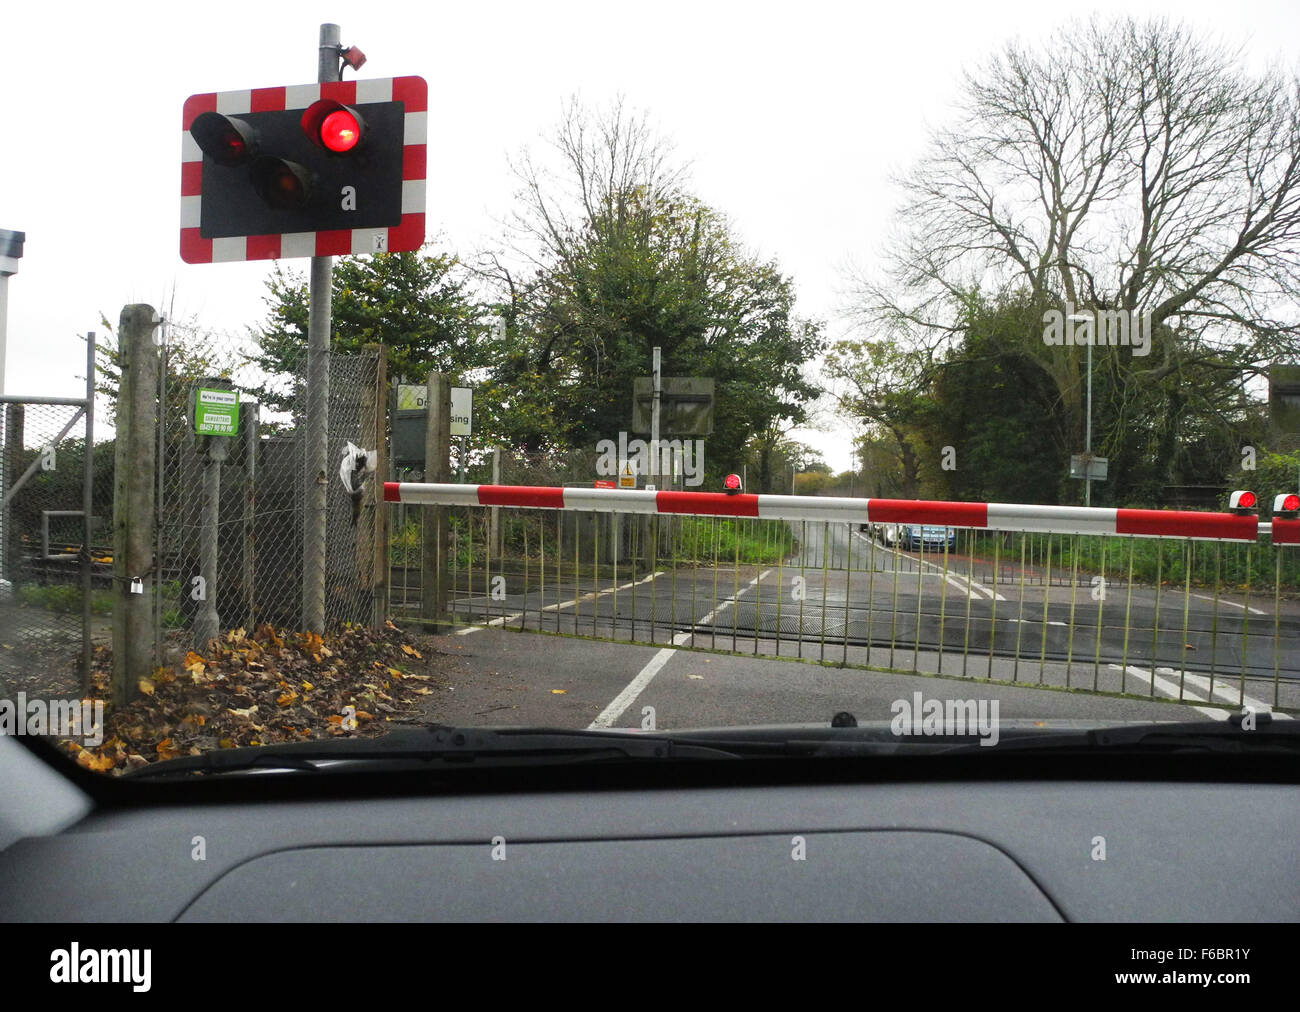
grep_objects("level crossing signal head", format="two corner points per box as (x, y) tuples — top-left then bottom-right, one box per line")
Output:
(723, 473), (742, 494)
(181, 77), (428, 262)
(190, 110), (316, 212)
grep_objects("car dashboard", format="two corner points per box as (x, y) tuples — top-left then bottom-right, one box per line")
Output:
(1, 733), (1296, 923)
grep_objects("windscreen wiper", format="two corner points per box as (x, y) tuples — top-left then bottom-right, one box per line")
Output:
(934, 713), (1300, 755)
(120, 724), (749, 778)
(118, 713), (1300, 778)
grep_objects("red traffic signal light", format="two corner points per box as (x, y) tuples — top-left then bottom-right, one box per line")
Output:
(1275, 493), (1300, 514)
(321, 110), (361, 152)
(301, 100), (365, 153)
(1228, 490), (1257, 512)
(723, 473), (742, 494)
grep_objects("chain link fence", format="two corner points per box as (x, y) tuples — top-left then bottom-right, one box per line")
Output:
(0, 394), (109, 700)
(153, 330), (384, 668)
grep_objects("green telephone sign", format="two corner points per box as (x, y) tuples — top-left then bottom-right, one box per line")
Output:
(194, 387), (240, 436)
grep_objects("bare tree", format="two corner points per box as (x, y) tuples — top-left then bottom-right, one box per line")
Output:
(511, 95), (686, 254)
(850, 16), (1300, 482)
(494, 96), (690, 372)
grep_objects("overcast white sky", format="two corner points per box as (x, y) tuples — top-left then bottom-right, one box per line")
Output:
(3, 0), (1298, 472)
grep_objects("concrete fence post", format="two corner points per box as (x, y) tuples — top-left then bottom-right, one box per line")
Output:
(111, 304), (158, 708)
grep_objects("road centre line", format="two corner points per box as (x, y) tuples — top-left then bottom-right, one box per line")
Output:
(453, 570), (666, 635)
(695, 569), (771, 626)
(851, 529), (1005, 601)
(587, 644), (681, 729)
(587, 569), (773, 729)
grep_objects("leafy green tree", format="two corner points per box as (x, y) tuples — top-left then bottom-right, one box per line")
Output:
(252, 247), (488, 413)
(825, 336), (939, 498)
(855, 431), (906, 497)
(739, 430), (825, 494)
(908, 291), (1069, 503)
(467, 311), (575, 452)
(793, 470), (833, 495)
(490, 98), (824, 472)
(924, 356), (1064, 503)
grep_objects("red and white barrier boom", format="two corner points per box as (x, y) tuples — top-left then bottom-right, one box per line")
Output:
(383, 482), (1288, 543)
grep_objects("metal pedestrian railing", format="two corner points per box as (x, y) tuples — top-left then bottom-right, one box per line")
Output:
(386, 483), (1300, 715)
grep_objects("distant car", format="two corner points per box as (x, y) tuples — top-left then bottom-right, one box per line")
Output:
(863, 523), (956, 550)
(900, 524), (956, 551)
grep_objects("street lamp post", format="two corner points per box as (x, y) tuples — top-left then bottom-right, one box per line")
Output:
(0, 229), (24, 397)
(0, 230), (25, 597)
(1085, 338), (1093, 506)
(1068, 313), (1094, 507)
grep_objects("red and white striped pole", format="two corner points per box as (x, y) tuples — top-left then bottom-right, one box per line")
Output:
(383, 482), (1268, 542)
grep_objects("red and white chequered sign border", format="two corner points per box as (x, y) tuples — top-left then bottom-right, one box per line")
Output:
(180, 76), (427, 263)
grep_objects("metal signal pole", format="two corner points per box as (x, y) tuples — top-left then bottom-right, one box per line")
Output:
(303, 23), (341, 634)
(649, 347), (661, 491)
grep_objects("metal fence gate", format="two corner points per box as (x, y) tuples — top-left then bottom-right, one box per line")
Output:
(387, 480), (1300, 715)
(0, 335), (101, 699)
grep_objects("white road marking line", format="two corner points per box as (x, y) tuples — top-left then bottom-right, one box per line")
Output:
(587, 645), (679, 729)
(587, 569), (773, 728)
(1173, 669), (1291, 717)
(695, 569), (771, 626)
(451, 570), (665, 635)
(540, 569), (664, 614)
(1188, 592), (1266, 616)
(1111, 664), (1229, 719)
(1110, 664), (1291, 719)
(851, 529), (1005, 601)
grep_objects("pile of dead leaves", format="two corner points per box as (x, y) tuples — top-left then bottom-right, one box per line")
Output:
(61, 620), (446, 775)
